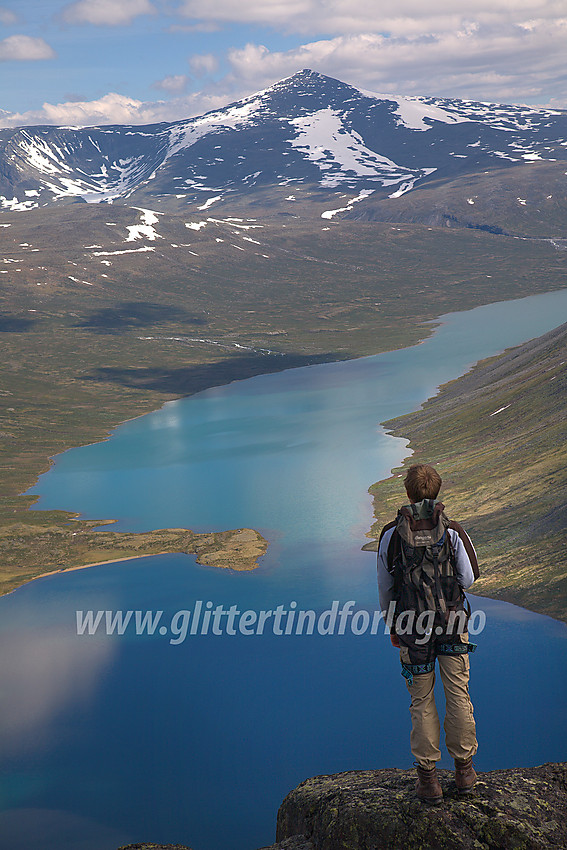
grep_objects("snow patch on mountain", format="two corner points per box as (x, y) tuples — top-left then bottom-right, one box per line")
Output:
(356, 84), (564, 136)
(91, 246), (156, 256)
(321, 188), (375, 219)
(17, 132), (65, 175)
(68, 275), (93, 286)
(198, 196), (222, 210)
(391, 98), (471, 131)
(126, 207), (162, 241)
(290, 108), (415, 188)
(357, 91), (471, 132)
(0, 195), (37, 211)
(165, 95), (265, 161)
(10, 130), (156, 204)
(388, 176), (435, 198)
(208, 217), (263, 230)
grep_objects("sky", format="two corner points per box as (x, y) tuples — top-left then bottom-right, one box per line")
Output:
(0, 0), (566, 128)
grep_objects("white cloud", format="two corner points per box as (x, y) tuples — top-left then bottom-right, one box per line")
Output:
(166, 1), (567, 107)
(176, 0), (567, 36)
(0, 5), (17, 25)
(32, 93), (155, 125)
(168, 22), (221, 33)
(222, 20), (567, 105)
(0, 90), (232, 128)
(0, 93), (148, 127)
(153, 74), (189, 93)
(0, 35), (55, 61)
(189, 52), (219, 76)
(177, 0), (301, 26)
(178, 0), (311, 28)
(61, 0), (156, 26)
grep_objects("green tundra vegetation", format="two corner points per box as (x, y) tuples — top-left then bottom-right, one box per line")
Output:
(368, 322), (567, 623)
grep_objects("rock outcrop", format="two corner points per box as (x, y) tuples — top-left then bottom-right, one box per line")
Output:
(269, 762), (567, 849)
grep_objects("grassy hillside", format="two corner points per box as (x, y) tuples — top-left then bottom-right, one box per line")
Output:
(1, 202), (565, 595)
(349, 160), (567, 240)
(368, 322), (567, 622)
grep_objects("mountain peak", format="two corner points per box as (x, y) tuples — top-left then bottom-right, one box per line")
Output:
(280, 68), (332, 83)
(270, 68), (353, 95)
(240, 68), (364, 119)
(290, 68), (320, 78)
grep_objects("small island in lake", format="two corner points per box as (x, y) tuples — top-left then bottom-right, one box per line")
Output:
(0, 516), (268, 596)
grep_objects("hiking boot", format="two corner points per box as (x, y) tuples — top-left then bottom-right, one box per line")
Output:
(455, 757), (477, 794)
(415, 764), (443, 805)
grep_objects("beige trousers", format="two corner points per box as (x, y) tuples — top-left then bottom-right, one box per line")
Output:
(400, 640), (478, 769)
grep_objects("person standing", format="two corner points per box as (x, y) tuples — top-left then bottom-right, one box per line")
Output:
(377, 463), (479, 804)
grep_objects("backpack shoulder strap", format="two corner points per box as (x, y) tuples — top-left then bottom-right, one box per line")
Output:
(377, 518), (401, 575)
(448, 520), (480, 579)
(378, 519), (397, 547)
(386, 526), (402, 573)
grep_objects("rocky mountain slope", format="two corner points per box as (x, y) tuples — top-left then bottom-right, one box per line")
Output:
(1, 69), (566, 221)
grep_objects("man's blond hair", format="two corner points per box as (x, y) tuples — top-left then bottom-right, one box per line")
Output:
(404, 463), (442, 502)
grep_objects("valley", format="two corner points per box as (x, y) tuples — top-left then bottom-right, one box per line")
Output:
(0, 70), (565, 611)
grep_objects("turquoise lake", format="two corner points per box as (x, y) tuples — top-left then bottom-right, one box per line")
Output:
(1, 289), (566, 850)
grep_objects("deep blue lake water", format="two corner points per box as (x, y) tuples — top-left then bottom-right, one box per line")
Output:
(1, 290), (567, 850)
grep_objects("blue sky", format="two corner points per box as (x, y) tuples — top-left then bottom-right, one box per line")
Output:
(1, 0), (566, 127)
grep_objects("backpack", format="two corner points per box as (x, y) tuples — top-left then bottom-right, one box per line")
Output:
(388, 500), (468, 627)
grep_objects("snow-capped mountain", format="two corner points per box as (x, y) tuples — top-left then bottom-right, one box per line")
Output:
(1, 69), (566, 214)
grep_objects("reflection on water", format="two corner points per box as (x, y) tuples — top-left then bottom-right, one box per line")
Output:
(0, 627), (114, 760)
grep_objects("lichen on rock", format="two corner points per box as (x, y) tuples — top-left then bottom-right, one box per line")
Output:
(272, 762), (567, 850)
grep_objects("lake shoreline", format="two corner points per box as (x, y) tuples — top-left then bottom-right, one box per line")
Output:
(4, 331), (435, 598)
(368, 318), (567, 624)
(6, 290), (567, 627)
(2, 552), (174, 598)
